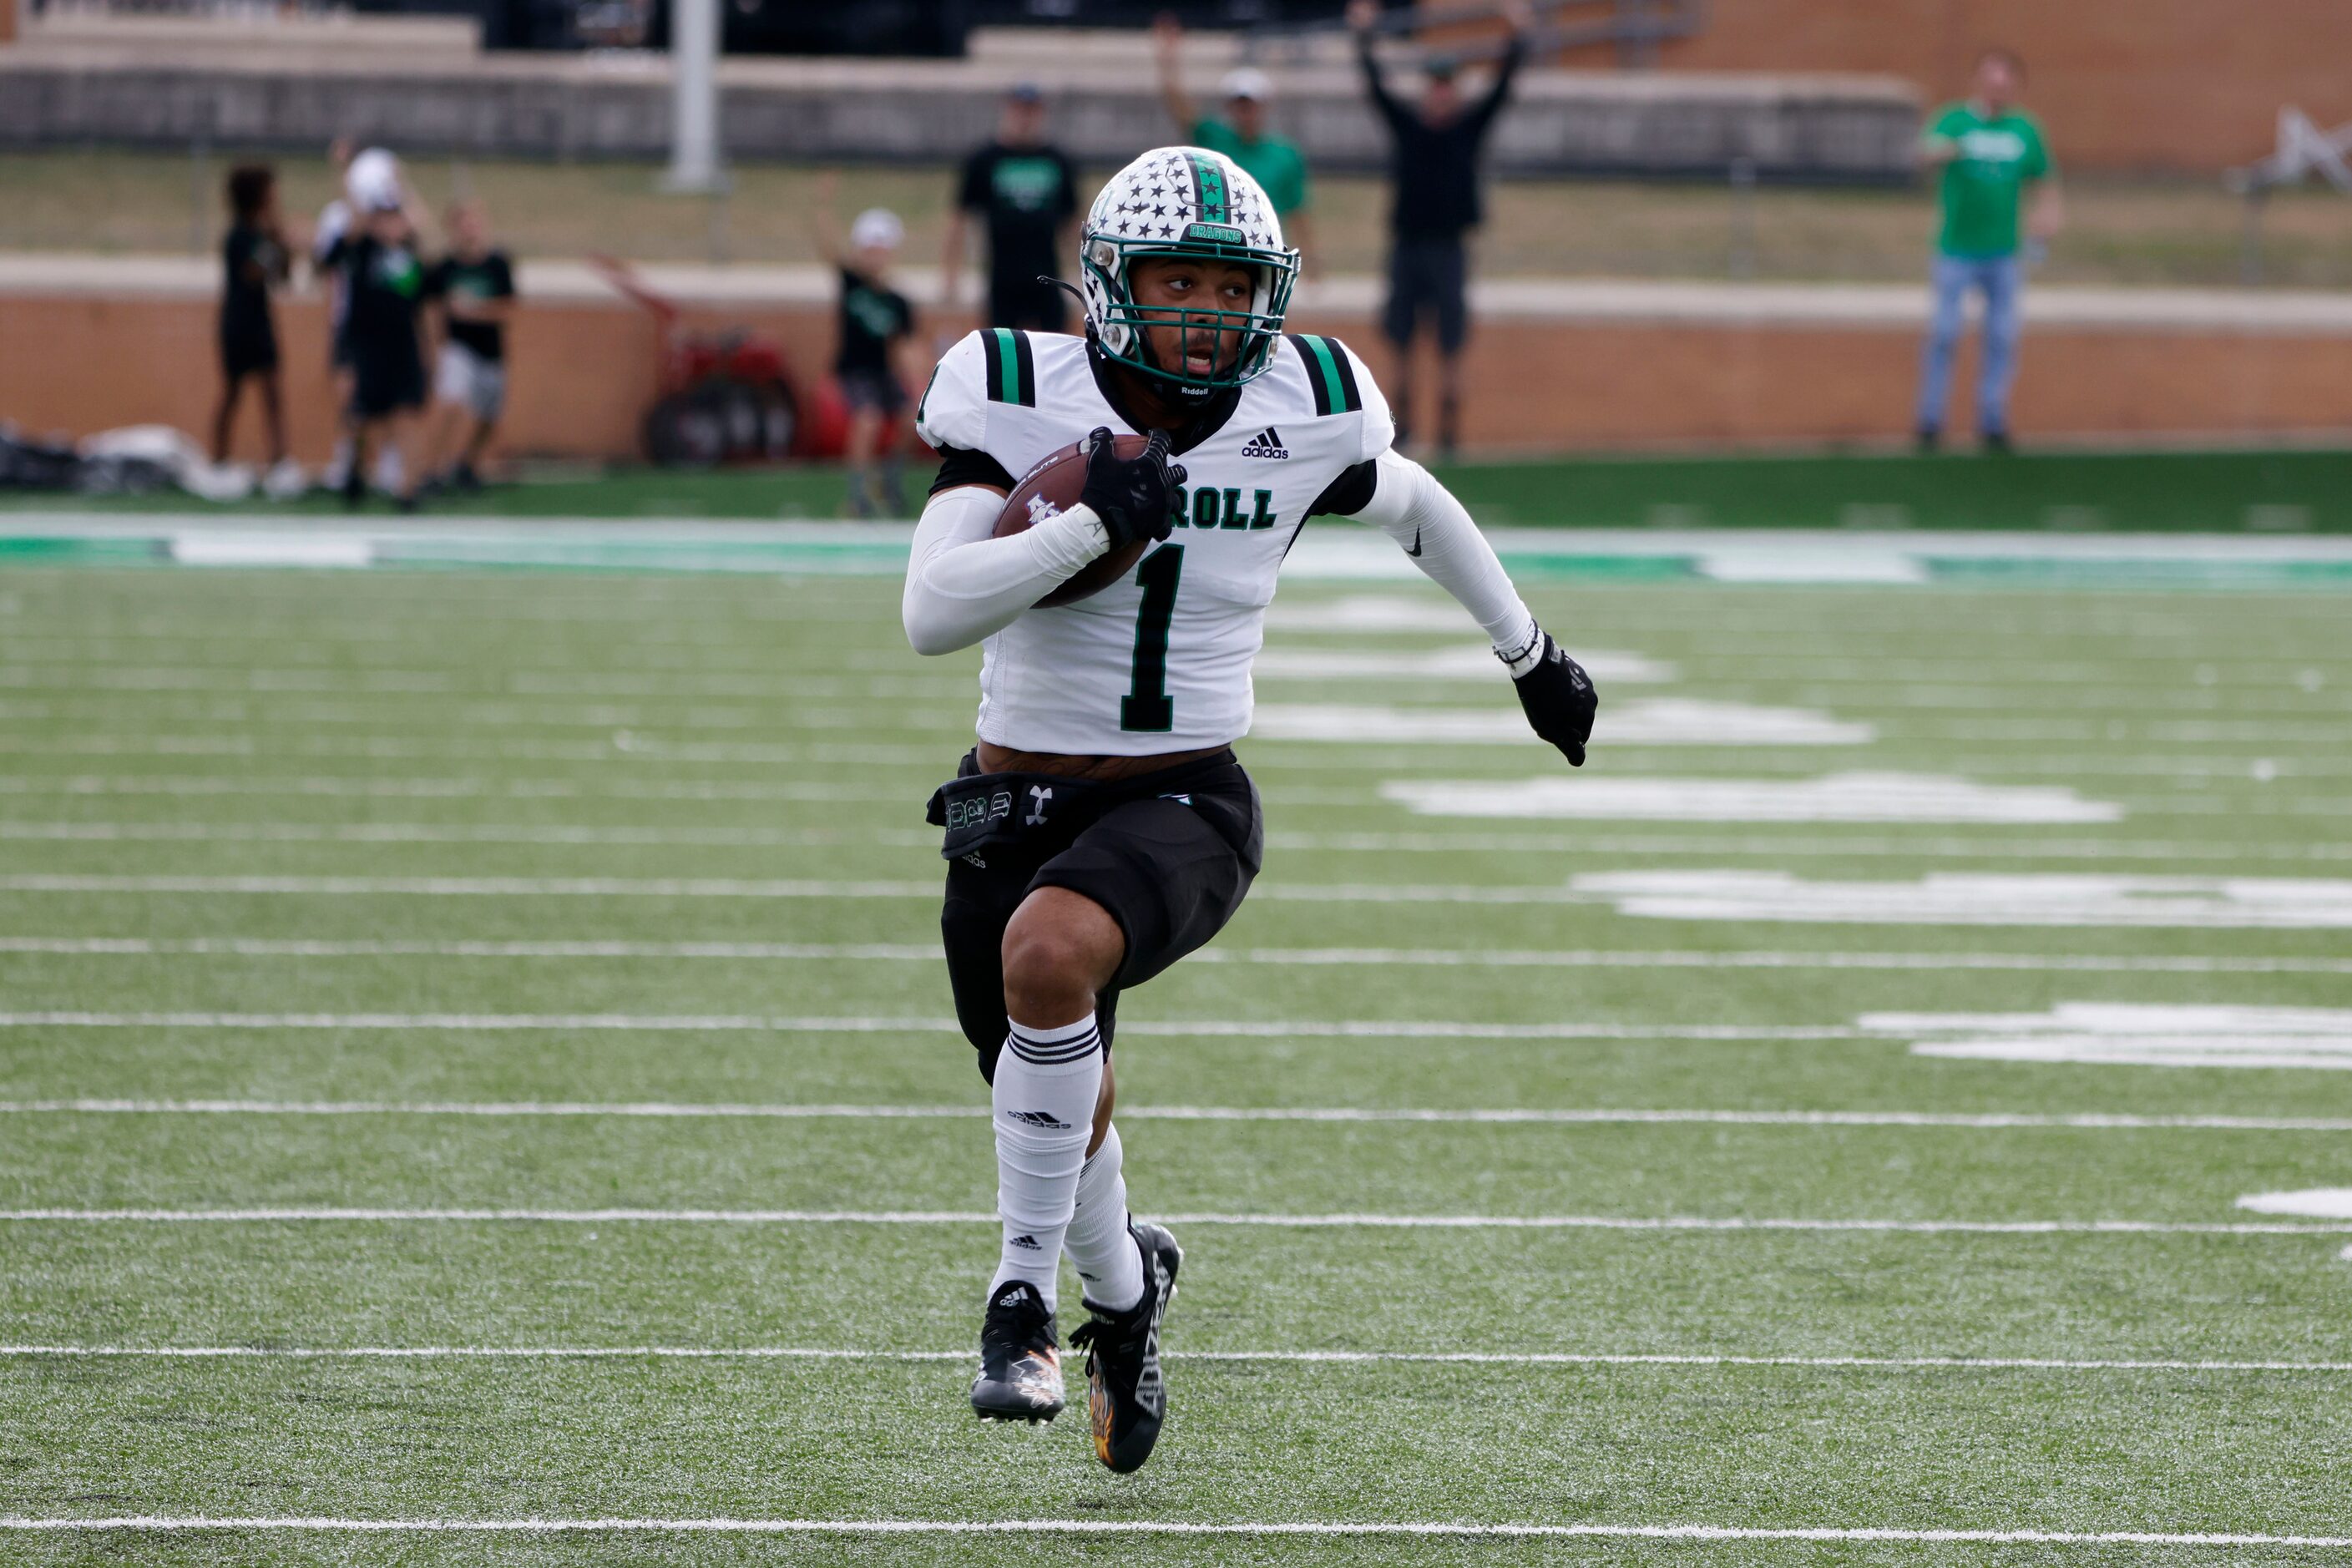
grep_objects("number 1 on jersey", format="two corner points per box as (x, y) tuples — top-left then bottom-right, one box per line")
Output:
(1119, 544), (1183, 732)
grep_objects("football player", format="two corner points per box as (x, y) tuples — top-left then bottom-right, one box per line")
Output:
(903, 146), (1596, 1474)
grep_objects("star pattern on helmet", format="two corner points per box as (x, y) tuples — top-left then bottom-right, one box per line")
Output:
(1092, 149), (1288, 253)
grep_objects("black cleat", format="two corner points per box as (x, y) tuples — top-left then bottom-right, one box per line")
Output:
(1070, 1222), (1181, 1474)
(970, 1279), (1064, 1423)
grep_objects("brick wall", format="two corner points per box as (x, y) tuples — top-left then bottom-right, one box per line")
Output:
(7, 291), (2349, 463)
(1531, 0), (2352, 174)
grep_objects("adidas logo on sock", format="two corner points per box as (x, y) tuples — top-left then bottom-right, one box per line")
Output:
(1005, 1110), (1072, 1129)
(1009, 1234), (1044, 1251)
(1241, 425), (1288, 459)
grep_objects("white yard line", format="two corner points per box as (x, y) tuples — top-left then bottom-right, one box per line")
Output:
(0, 937), (943, 959)
(1, 1519), (2347, 1545)
(3, 936), (2347, 974)
(3, 1100), (2347, 1133)
(3, 776), (2350, 817)
(0, 874), (951, 898)
(0, 736), (955, 766)
(0, 1013), (1858, 1040)
(0, 1208), (2343, 1235)
(0, 822), (955, 848)
(6, 822), (2352, 862)
(0, 775), (933, 802)
(29, 870), (2352, 908)
(3, 1345), (2346, 1374)
(45, 705), (2334, 746)
(0, 669), (964, 700)
(9, 676), (2344, 715)
(10, 658), (2340, 706)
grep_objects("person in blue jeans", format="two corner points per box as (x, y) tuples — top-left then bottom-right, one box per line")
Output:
(1914, 48), (2063, 453)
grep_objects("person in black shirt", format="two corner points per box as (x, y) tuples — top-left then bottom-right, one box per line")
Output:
(1349, 0), (1531, 457)
(812, 173), (921, 517)
(321, 193), (431, 510)
(211, 164), (291, 475)
(423, 199), (518, 493)
(942, 83), (1080, 333)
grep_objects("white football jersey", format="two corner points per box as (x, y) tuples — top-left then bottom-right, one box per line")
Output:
(916, 327), (1393, 754)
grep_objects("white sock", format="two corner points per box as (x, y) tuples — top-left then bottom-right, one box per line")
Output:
(1065, 1121), (1144, 1313)
(988, 1014), (1103, 1312)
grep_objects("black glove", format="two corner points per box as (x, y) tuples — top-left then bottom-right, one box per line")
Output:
(1077, 427), (1187, 551)
(1508, 630), (1597, 766)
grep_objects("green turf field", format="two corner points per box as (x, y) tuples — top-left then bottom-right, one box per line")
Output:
(8, 444), (2351, 531)
(2, 553), (2349, 1563)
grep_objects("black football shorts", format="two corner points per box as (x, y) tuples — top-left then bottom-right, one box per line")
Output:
(935, 748), (1262, 1084)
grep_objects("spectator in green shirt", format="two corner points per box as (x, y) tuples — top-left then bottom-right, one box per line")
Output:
(1914, 47), (2064, 452)
(1153, 16), (1315, 275)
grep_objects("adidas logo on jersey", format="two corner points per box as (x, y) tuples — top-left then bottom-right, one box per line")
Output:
(1240, 426), (1289, 460)
(1005, 1110), (1072, 1130)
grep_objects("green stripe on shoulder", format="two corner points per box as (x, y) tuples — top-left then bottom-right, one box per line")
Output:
(1291, 334), (1361, 417)
(982, 327), (1037, 407)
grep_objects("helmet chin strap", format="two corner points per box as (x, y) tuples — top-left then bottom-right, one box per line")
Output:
(1087, 322), (1218, 404)
(1065, 269), (1252, 400)
(1136, 331), (1219, 401)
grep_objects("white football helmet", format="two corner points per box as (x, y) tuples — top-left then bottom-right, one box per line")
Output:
(1079, 145), (1299, 393)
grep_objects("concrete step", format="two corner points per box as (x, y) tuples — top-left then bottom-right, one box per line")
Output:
(8, 251), (2349, 334)
(0, 46), (1921, 180)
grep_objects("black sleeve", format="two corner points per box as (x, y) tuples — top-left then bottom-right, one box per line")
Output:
(1054, 152), (1080, 221)
(957, 149), (992, 214)
(1358, 33), (1408, 134)
(421, 259), (448, 300)
(1466, 34), (1526, 141)
(896, 293), (918, 340)
(488, 253), (517, 298)
(225, 230), (264, 288)
(928, 443), (1018, 498)
(1308, 458), (1378, 518)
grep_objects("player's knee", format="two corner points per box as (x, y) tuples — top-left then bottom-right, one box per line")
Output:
(1000, 892), (1120, 1021)
(1000, 923), (1097, 1017)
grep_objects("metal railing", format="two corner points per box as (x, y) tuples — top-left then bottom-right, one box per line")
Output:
(1247, 0), (1707, 71)
(30, 0), (350, 17)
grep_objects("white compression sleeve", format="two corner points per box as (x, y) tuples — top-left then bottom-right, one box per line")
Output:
(1345, 448), (1540, 667)
(901, 485), (1112, 656)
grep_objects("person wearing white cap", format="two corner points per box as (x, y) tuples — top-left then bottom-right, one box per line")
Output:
(312, 144), (415, 495)
(1152, 16), (1314, 274)
(811, 173), (922, 517)
(316, 170), (431, 511)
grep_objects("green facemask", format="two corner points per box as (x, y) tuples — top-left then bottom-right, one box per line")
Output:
(1085, 223), (1300, 392)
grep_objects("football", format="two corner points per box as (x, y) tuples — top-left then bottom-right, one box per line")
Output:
(994, 433), (1155, 607)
